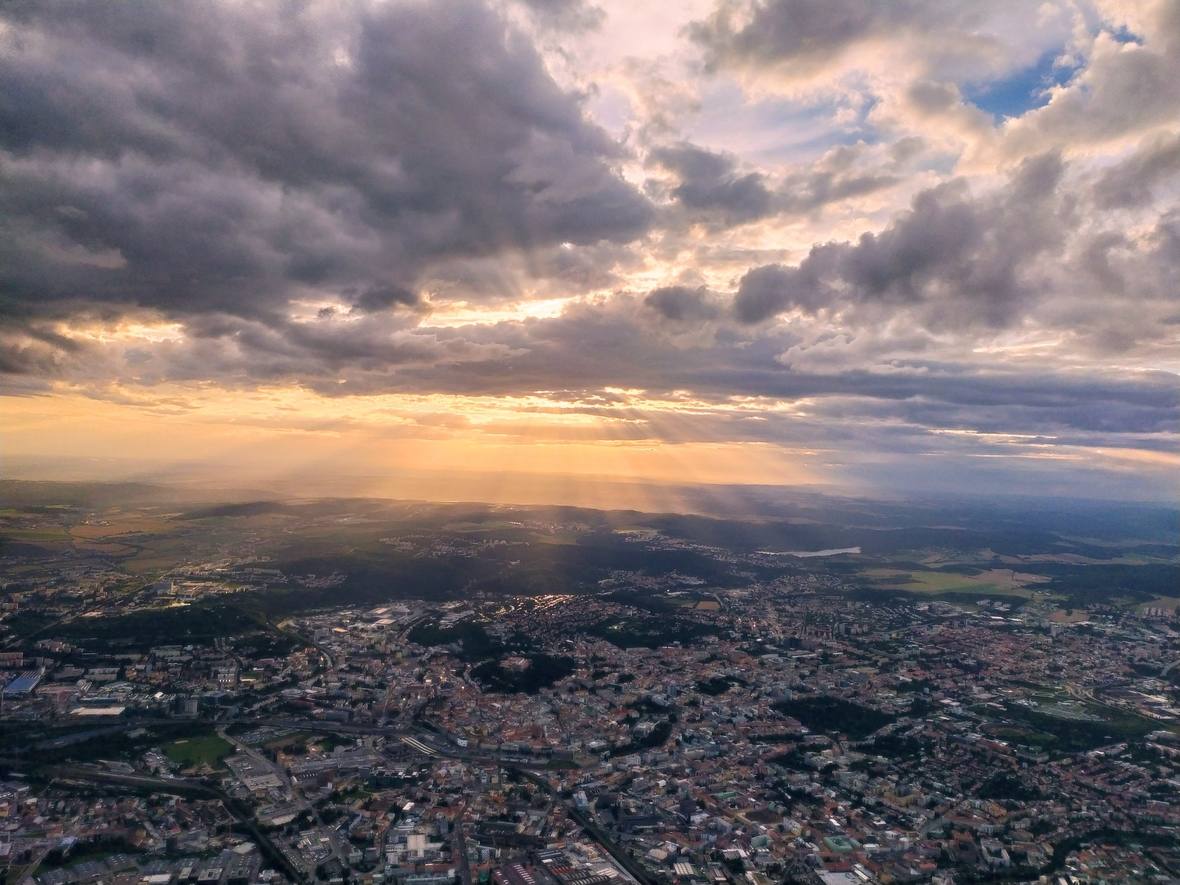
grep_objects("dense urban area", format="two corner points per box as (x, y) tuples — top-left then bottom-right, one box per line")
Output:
(1, 484), (1178, 885)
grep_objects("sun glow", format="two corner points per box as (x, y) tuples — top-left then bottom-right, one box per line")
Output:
(2, 384), (820, 505)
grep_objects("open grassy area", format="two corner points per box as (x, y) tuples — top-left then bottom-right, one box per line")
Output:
(996, 698), (1159, 752)
(773, 695), (895, 740)
(1049, 608), (1091, 623)
(1138, 595), (1180, 613)
(162, 733), (233, 768)
(69, 516), (175, 539)
(49, 604), (268, 651)
(862, 567), (1042, 597)
(3, 527), (73, 542)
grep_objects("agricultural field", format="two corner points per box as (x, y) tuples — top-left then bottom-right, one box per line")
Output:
(860, 567), (1048, 598)
(1138, 596), (1180, 613)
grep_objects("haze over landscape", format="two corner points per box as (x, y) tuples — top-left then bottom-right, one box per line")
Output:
(2, 2), (1180, 885)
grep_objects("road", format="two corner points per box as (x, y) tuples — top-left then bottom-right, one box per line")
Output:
(8, 841), (55, 885)
(453, 802), (473, 885)
(3, 778), (60, 884)
(218, 725), (354, 878)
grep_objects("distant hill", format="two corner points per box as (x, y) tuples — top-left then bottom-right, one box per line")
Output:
(0, 480), (175, 508)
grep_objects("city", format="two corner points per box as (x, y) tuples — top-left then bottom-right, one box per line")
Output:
(1, 486), (1177, 884)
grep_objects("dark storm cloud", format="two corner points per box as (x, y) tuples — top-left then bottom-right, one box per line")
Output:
(419, 240), (635, 304)
(320, 305), (1179, 453)
(0, 0), (652, 323)
(689, 0), (975, 76)
(516, 0), (605, 32)
(648, 141), (898, 227)
(777, 169), (898, 215)
(732, 264), (828, 322)
(351, 286), (423, 315)
(163, 296), (1178, 426)
(1093, 131), (1180, 208)
(0, 321), (90, 379)
(237, 298), (1173, 439)
(734, 153), (1069, 324)
(649, 143), (775, 224)
(643, 286), (722, 323)
(9, 276), (1178, 467)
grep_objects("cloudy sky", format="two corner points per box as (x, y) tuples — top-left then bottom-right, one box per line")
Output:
(2, 0), (1179, 502)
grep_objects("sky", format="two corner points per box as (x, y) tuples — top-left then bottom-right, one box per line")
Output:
(1, 0), (1179, 504)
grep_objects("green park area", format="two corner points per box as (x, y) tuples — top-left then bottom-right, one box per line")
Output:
(162, 733), (233, 769)
(861, 567), (1043, 598)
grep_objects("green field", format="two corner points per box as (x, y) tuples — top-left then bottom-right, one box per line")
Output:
(862, 567), (1040, 597)
(162, 733), (233, 768)
(3, 527), (73, 542)
(1138, 595), (1180, 613)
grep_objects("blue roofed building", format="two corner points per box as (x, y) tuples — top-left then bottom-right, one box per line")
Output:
(2, 670), (41, 697)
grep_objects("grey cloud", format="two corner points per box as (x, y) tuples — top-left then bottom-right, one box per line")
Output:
(691, 0), (940, 72)
(1154, 209), (1180, 264)
(778, 169), (898, 215)
(0, 323), (91, 379)
(322, 317), (1180, 458)
(352, 286), (423, 314)
(907, 79), (962, 114)
(1053, 204), (1180, 347)
(516, 0), (605, 32)
(1147, 209), (1180, 295)
(732, 264), (830, 322)
(649, 143), (774, 225)
(1093, 131), (1180, 208)
(734, 152), (1069, 325)
(648, 141), (898, 228)
(8, 284), (1178, 479)
(68, 292), (1177, 425)
(644, 286), (723, 323)
(689, 0), (1007, 80)
(0, 0), (652, 324)
(818, 387), (1180, 437)
(419, 241), (634, 303)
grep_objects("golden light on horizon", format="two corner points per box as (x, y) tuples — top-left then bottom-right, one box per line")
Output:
(2, 384), (820, 505)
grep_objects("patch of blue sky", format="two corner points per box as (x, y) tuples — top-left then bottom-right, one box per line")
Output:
(965, 49), (1080, 122)
(787, 126), (882, 155)
(1105, 24), (1142, 45)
